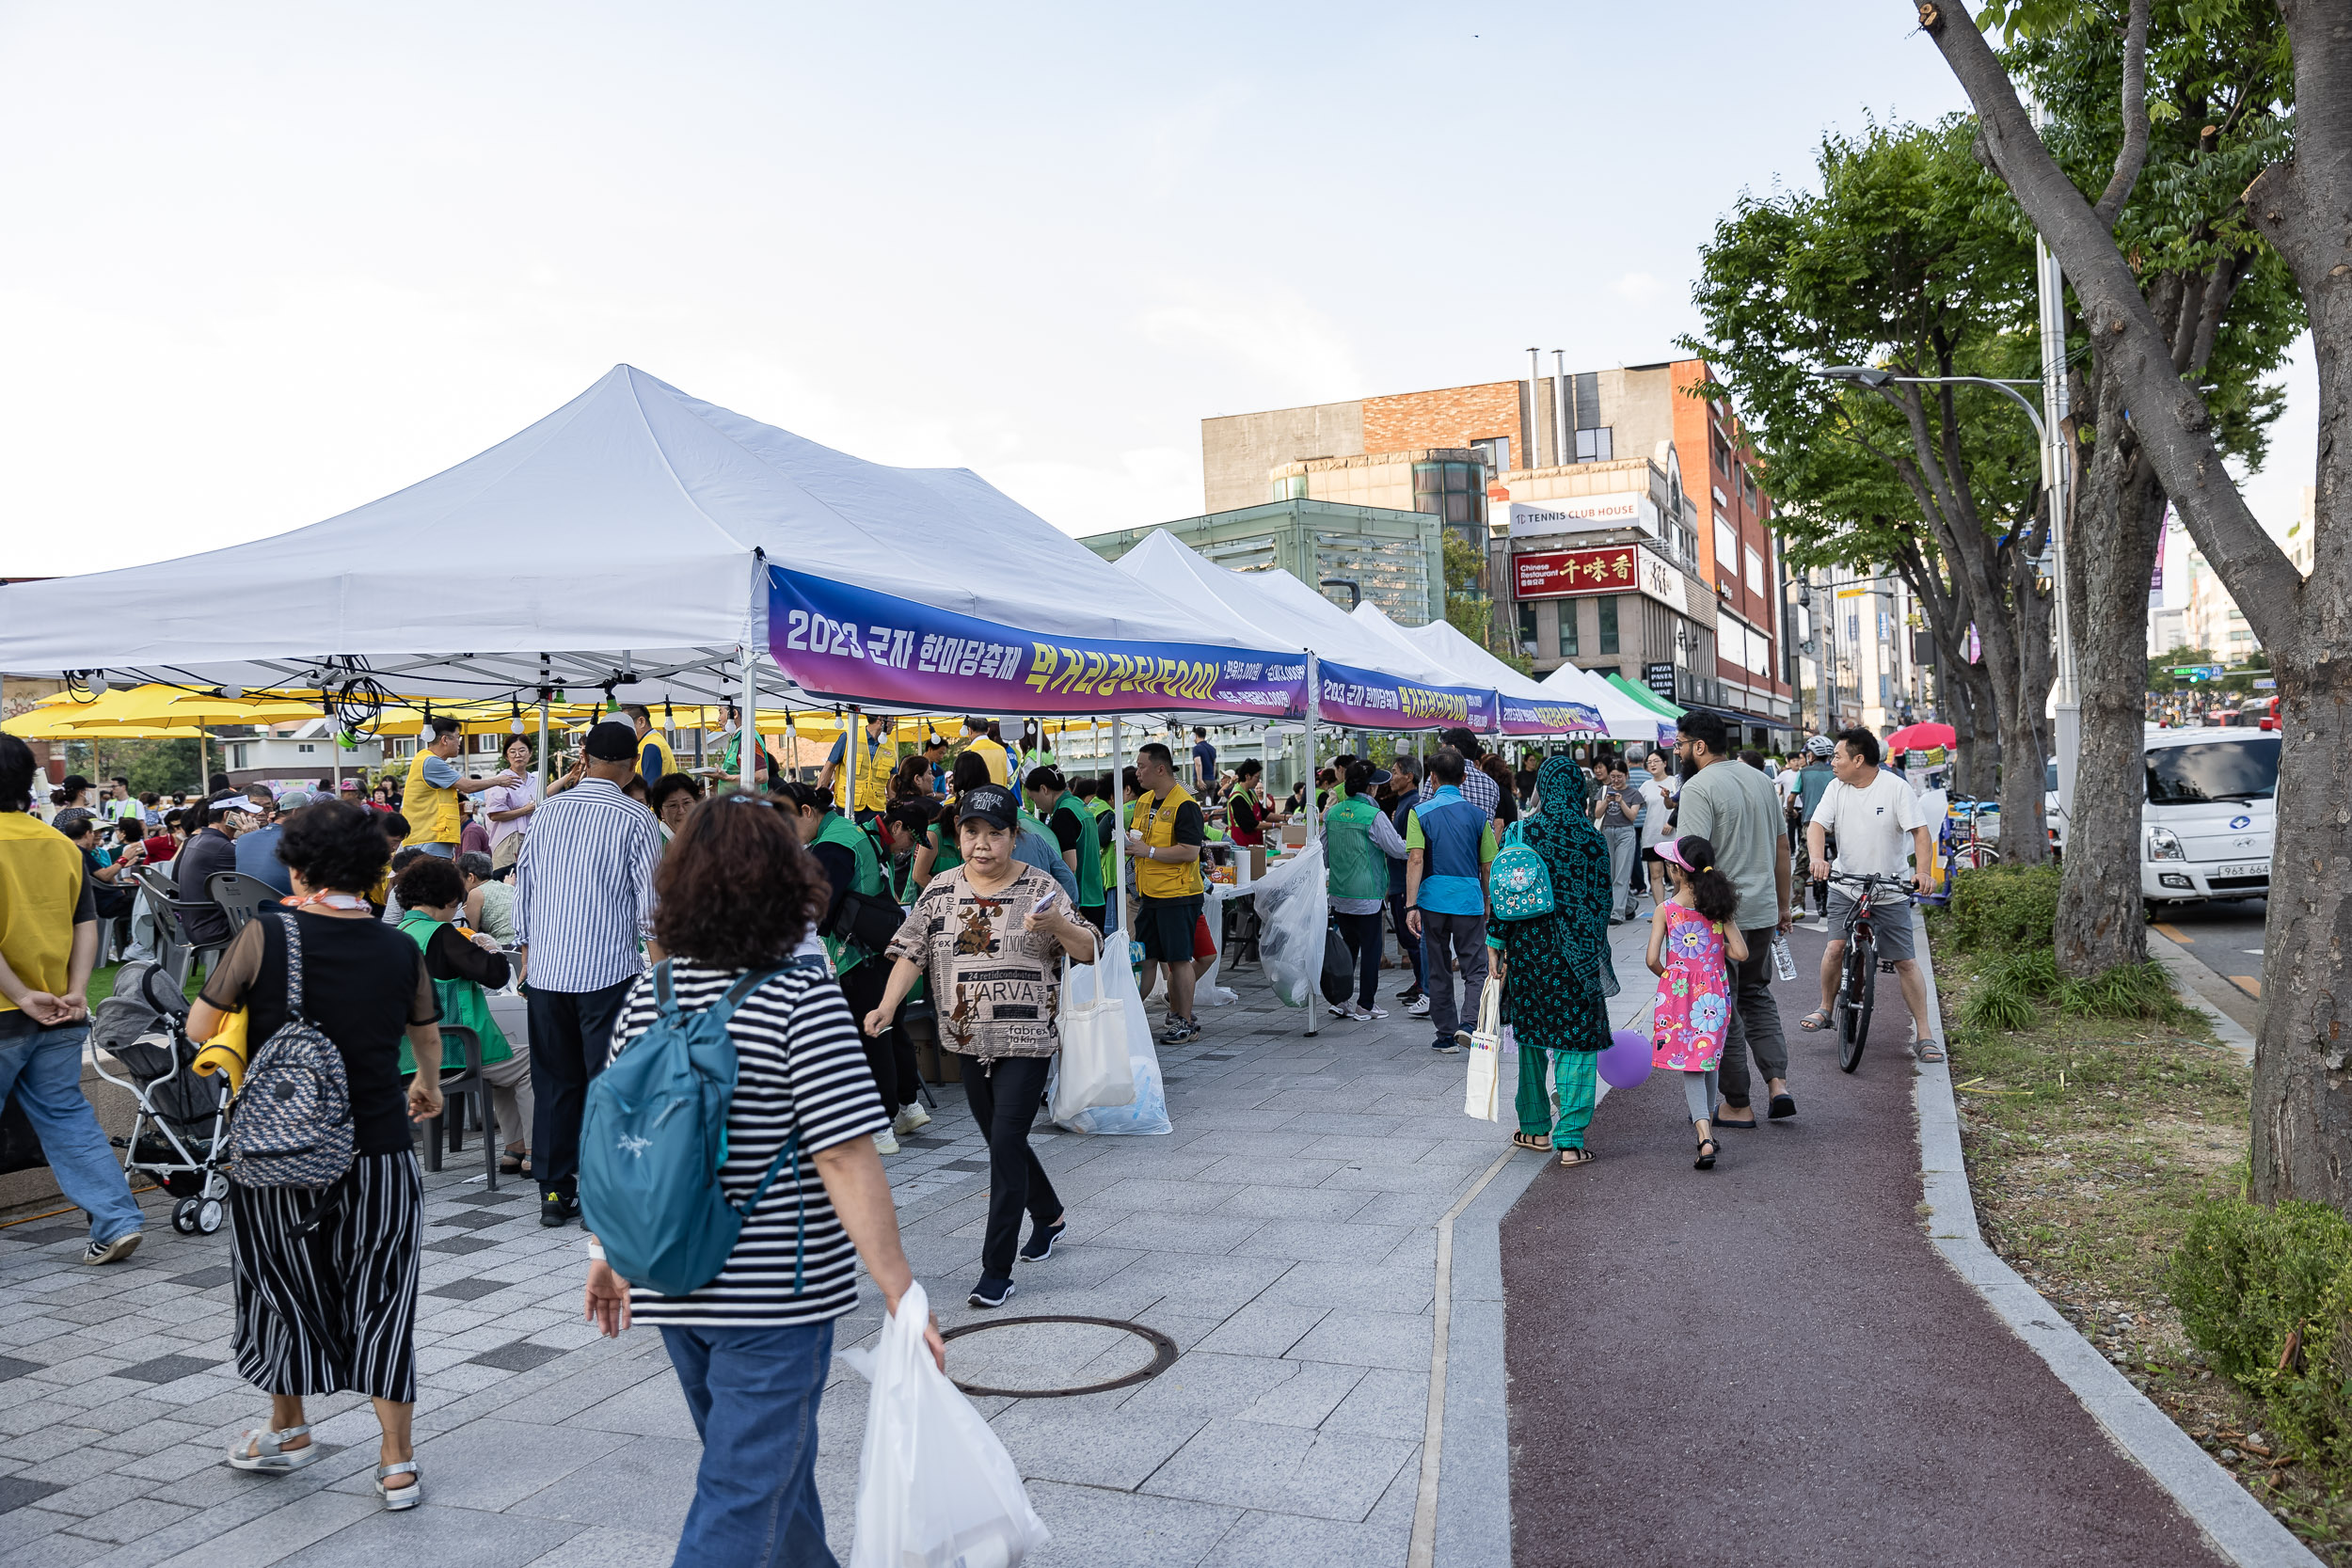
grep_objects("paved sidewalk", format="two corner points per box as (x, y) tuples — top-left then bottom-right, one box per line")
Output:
(0, 925), (1651, 1568)
(1500, 918), (2227, 1568)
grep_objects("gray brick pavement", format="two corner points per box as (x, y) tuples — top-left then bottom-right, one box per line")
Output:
(0, 920), (1660, 1567)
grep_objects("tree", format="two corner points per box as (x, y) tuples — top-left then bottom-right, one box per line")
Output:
(2147, 641), (2217, 691)
(1989, 0), (2303, 977)
(1441, 531), (1496, 652)
(1914, 0), (2346, 1206)
(1683, 118), (2050, 841)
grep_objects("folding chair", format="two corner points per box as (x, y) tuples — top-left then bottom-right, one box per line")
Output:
(204, 871), (280, 939)
(422, 1024), (501, 1191)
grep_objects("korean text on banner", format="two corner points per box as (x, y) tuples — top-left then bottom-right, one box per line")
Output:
(768, 568), (1308, 718)
(1313, 658), (1495, 733)
(1497, 695), (1604, 736)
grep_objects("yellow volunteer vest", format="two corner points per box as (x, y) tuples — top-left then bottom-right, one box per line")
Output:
(638, 730), (679, 786)
(963, 736), (1009, 785)
(401, 750), (463, 847)
(850, 732), (892, 814)
(1136, 783), (1204, 900)
(0, 813), (85, 1013)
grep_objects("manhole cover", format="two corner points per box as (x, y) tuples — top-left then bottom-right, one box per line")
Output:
(939, 1315), (1179, 1399)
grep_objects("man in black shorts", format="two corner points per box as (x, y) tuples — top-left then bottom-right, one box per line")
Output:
(1125, 742), (1207, 1043)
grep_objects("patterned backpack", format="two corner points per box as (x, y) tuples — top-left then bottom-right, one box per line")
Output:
(1488, 822), (1555, 920)
(221, 913), (356, 1202)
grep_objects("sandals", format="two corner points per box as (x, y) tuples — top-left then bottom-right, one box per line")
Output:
(1915, 1037), (1947, 1063)
(1799, 1008), (1833, 1032)
(1512, 1132), (1551, 1152)
(1557, 1147), (1597, 1168)
(374, 1460), (421, 1511)
(227, 1424), (319, 1472)
(500, 1146), (531, 1175)
(1694, 1136), (1719, 1170)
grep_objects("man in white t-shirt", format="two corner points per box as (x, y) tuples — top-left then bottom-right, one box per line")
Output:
(1804, 728), (1938, 1058)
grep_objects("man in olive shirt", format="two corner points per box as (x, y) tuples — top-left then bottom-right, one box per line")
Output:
(1673, 710), (1795, 1129)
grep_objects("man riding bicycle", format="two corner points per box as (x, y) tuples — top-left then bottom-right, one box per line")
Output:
(1800, 728), (1939, 1060)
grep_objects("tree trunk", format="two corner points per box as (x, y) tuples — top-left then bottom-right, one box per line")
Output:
(1959, 660), (2001, 799)
(2055, 361), (2165, 974)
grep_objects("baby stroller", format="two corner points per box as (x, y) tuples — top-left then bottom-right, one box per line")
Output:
(89, 959), (231, 1235)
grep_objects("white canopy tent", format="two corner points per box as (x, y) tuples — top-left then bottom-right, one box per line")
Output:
(1538, 658), (1670, 742)
(1348, 602), (1606, 737)
(0, 365), (1293, 717)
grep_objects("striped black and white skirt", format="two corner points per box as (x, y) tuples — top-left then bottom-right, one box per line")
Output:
(230, 1150), (423, 1403)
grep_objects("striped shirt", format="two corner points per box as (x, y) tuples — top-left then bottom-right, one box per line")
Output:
(513, 778), (661, 992)
(614, 960), (887, 1327)
(1419, 763), (1500, 820)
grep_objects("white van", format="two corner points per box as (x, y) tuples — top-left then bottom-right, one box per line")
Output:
(2141, 726), (2277, 911)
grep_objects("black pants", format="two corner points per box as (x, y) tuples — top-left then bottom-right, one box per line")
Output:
(527, 978), (633, 1199)
(960, 1054), (1060, 1282)
(1335, 911), (1384, 1009)
(1716, 928), (1790, 1111)
(840, 960), (918, 1113)
(1388, 892), (1424, 997)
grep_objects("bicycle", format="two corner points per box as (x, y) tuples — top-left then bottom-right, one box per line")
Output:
(1820, 871), (1917, 1074)
(1941, 796), (2003, 873)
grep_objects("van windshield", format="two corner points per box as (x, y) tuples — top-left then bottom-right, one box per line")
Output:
(2145, 737), (2280, 804)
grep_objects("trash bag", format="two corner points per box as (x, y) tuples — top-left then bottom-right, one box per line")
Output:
(1319, 921), (1354, 1006)
(1046, 958), (1136, 1121)
(842, 1281), (1052, 1568)
(1055, 959), (1172, 1135)
(1250, 840), (1327, 1009)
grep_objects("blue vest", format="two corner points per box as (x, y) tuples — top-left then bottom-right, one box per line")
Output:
(1412, 789), (1488, 916)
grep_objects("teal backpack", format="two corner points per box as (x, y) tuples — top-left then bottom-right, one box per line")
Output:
(579, 958), (824, 1298)
(1488, 822), (1555, 921)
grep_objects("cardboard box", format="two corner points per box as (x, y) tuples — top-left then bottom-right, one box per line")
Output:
(1280, 821), (1309, 848)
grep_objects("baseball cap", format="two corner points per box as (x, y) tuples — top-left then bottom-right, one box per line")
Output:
(277, 790), (316, 812)
(1656, 837), (1710, 874)
(1805, 735), (1836, 757)
(338, 779), (361, 792)
(953, 784), (1019, 832)
(583, 721), (640, 761)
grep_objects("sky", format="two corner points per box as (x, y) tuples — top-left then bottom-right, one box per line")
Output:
(0, 1), (2314, 581)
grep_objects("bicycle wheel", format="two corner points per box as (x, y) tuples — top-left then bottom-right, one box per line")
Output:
(1839, 927), (1876, 1073)
(1954, 844), (2001, 870)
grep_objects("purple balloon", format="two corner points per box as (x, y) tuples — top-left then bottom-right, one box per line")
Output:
(1598, 1027), (1653, 1090)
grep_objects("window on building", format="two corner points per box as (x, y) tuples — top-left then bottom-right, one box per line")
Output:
(1569, 372), (1611, 463)
(1715, 519), (1739, 587)
(1559, 601), (1580, 657)
(1712, 428), (1731, 470)
(1412, 460), (1486, 546)
(1744, 546), (1765, 596)
(1269, 474), (1308, 501)
(1470, 436), (1510, 475)
(1518, 600), (1537, 651)
(1598, 595), (1620, 655)
(296, 743), (315, 754)
(1741, 468), (1760, 513)
(1575, 426), (1613, 462)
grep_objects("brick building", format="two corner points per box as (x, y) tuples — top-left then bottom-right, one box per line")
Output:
(1200, 358), (1796, 741)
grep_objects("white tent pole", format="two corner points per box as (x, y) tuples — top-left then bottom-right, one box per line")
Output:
(739, 647), (757, 792)
(1112, 716), (1128, 941)
(846, 705), (859, 818)
(1304, 651), (1319, 1040)
(536, 654), (550, 807)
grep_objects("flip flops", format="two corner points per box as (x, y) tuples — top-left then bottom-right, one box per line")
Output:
(1799, 1008), (1833, 1032)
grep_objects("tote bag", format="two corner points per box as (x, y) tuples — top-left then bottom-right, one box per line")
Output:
(1463, 975), (1502, 1121)
(1048, 957), (1136, 1120)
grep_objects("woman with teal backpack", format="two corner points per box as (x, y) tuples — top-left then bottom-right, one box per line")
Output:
(1324, 760), (1405, 1022)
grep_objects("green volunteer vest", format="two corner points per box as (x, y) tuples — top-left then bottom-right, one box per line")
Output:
(1086, 797), (1118, 895)
(395, 911), (515, 1074)
(1323, 795), (1387, 901)
(1052, 800), (1104, 908)
(812, 812), (883, 975)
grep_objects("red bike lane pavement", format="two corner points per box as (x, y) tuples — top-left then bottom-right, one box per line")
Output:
(1500, 920), (2226, 1567)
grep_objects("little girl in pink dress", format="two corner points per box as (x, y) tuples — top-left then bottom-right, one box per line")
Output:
(1645, 834), (1748, 1169)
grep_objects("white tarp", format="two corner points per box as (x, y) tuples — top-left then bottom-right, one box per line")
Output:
(0, 366), (1292, 708)
(1537, 658), (1669, 741)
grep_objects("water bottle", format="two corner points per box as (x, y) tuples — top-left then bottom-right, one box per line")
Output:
(1771, 929), (1798, 984)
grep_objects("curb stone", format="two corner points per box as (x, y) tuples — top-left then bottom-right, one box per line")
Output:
(1913, 907), (2320, 1568)
(2148, 927), (2259, 1064)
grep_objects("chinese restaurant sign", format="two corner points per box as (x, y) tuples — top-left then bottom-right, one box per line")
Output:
(1515, 546), (1640, 600)
(767, 567), (1307, 718)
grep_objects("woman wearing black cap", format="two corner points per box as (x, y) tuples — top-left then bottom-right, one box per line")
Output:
(863, 784), (1099, 1309)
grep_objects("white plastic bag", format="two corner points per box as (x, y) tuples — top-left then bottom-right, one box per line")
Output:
(843, 1282), (1051, 1568)
(1249, 840), (1327, 1008)
(1054, 958), (1171, 1135)
(1464, 977), (1502, 1121)
(1048, 958), (1136, 1120)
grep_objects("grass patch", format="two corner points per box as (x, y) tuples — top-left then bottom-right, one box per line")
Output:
(1933, 938), (2352, 1559)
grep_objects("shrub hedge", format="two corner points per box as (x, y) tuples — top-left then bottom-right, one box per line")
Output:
(1944, 863), (2061, 955)
(2171, 1194), (2352, 1464)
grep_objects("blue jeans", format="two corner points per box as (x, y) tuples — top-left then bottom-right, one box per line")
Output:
(0, 1022), (144, 1244)
(661, 1319), (836, 1568)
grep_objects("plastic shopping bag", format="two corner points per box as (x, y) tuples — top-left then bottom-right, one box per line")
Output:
(1048, 958), (1136, 1120)
(1054, 958), (1172, 1135)
(843, 1281), (1051, 1568)
(1464, 977), (1502, 1121)
(1250, 840), (1327, 1008)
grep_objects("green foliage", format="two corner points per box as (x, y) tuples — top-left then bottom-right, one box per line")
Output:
(1959, 939), (2190, 1028)
(1946, 863), (2063, 955)
(54, 736), (205, 798)
(2171, 1195), (2352, 1383)
(1440, 531), (1503, 657)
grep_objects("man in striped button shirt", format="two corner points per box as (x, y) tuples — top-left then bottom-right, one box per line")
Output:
(516, 721), (663, 1228)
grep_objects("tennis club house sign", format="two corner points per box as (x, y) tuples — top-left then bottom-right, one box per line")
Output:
(1500, 494), (1658, 542)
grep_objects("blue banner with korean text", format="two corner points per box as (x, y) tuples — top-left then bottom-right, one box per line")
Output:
(767, 568), (1307, 718)
(1314, 659), (1497, 733)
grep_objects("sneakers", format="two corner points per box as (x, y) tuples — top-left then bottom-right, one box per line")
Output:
(1348, 1006), (1388, 1022)
(969, 1275), (1018, 1308)
(540, 1191), (578, 1228)
(1406, 994), (1431, 1018)
(1019, 1216), (1067, 1262)
(80, 1232), (141, 1266)
(893, 1103), (931, 1137)
(1431, 1037), (1462, 1054)
(873, 1127), (899, 1156)
(1327, 1003), (1351, 1019)
(1158, 1017), (1199, 1044)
